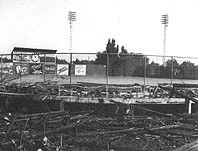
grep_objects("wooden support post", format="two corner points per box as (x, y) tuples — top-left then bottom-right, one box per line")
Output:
(130, 104), (134, 118)
(188, 100), (194, 114)
(106, 140), (110, 151)
(60, 133), (63, 150)
(115, 106), (119, 114)
(60, 100), (64, 111)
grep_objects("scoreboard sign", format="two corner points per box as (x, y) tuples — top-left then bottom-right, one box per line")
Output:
(13, 52), (40, 63)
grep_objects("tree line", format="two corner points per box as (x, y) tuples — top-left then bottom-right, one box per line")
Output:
(93, 39), (198, 79)
(5, 38), (192, 79)
(57, 38), (198, 79)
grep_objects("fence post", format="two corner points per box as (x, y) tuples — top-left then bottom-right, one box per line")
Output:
(20, 54), (22, 84)
(106, 53), (109, 100)
(1, 55), (2, 83)
(44, 53), (46, 83)
(143, 56), (146, 96)
(70, 53), (73, 96)
(171, 56), (173, 85)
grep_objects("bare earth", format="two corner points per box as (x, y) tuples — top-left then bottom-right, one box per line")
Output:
(11, 74), (198, 86)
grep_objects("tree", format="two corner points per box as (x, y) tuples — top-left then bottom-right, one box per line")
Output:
(95, 39), (150, 76)
(106, 39), (119, 53)
(95, 39), (119, 64)
(121, 46), (128, 54)
(132, 54), (149, 77)
(73, 59), (95, 64)
(146, 62), (160, 78)
(164, 59), (177, 78)
(180, 61), (197, 79)
(95, 38), (120, 76)
(56, 58), (69, 64)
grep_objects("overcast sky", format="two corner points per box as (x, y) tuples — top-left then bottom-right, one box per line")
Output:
(1, 0), (198, 58)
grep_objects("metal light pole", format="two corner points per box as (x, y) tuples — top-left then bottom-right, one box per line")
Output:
(68, 11), (76, 52)
(161, 14), (168, 65)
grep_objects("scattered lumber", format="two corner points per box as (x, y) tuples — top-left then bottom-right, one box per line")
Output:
(1, 82), (198, 150)
(173, 139), (198, 151)
(0, 109), (198, 151)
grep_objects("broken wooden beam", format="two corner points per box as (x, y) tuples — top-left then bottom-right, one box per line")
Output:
(173, 139), (198, 151)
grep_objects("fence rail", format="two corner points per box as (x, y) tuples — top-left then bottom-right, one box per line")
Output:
(1, 53), (198, 87)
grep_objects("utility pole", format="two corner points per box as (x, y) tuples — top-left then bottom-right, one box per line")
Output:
(68, 11), (76, 52)
(161, 14), (168, 65)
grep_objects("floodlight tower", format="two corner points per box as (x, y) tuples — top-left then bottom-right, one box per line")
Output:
(161, 14), (168, 65)
(68, 11), (76, 52)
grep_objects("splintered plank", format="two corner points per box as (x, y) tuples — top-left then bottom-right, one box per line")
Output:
(173, 139), (198, 151)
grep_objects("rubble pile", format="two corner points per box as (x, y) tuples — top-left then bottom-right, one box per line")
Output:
(1, 108), (198, 151)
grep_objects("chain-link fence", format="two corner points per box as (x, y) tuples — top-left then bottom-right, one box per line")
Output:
(1, 52), (198, 97)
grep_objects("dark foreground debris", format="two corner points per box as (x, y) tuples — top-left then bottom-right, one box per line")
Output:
(1, 107), (198, 151)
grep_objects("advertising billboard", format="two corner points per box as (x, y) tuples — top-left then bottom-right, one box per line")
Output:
(29, 63), (43, 74)
(45, 64), (56, 74)
(75, 65), (86, 75)
(0, 68), (13, 74)
(14, 63), (29, 75)
(57, 64), (69, 75)
(40, 54), (56, 63)
(1, 63), (13, 68)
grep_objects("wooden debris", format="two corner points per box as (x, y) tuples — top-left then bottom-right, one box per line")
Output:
(0, 109), (197, 151)
(2, 82), (198, 150)
(173, 139), (198, 151)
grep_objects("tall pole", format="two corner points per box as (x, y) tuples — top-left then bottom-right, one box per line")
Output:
(143, 56), (146, 96)
(44, 54), (46, 83)
(106, 53), (109, 100)
(161, 14), (168, 65)
(1, 55), (2, 83)
(20, 54), (22, 84)
(171, 56), (173, 85)
(68, 11), (76, 52)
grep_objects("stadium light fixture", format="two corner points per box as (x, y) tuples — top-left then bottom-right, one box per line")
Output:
(68, 11), (76, 52)
(161, 14), (168, 65)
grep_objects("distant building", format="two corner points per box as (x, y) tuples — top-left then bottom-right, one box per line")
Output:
(11, 47), (57, 75)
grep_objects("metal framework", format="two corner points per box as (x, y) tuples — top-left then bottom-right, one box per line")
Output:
(161, 14), (169, 65)
(68, 11), (76, 52)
